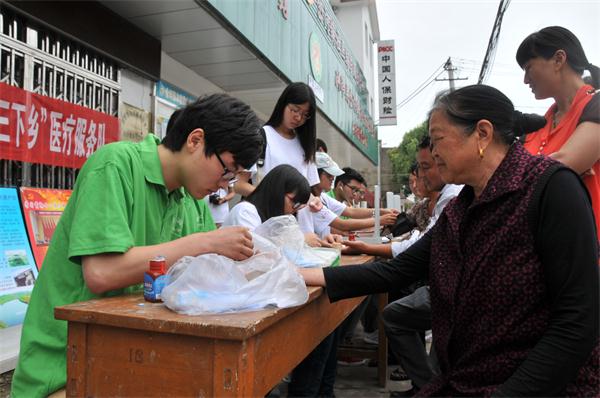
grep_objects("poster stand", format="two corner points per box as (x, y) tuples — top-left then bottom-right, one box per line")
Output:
(0, 187), (71, 373)
(19, 188), (72, 270)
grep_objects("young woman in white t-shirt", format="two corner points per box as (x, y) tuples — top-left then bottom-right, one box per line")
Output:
(223, 164), (311, 230)
(233, 82), (324, 244)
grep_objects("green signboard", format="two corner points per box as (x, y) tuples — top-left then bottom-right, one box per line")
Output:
(204, 0), (378, 163)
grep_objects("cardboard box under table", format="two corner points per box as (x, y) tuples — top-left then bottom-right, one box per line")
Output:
(54, 254), (374, 397)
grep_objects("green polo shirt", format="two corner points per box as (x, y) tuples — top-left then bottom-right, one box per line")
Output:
(12, 134), (215, 397)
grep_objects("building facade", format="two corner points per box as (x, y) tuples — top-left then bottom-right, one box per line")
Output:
(0, 0), (381, 371)
(1, 0), (381, 190)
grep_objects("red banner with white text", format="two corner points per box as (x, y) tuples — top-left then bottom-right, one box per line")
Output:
(0, 82), (119, 169)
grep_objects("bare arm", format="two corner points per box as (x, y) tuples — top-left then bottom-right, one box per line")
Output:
(233, 170), (256, 197)
(298, 267), (326, 286)
(330, 216), (373, 231)
(82, 227), (253, 294)
(550, 121), (600, 174)
(330, 226), (345, 235)
(342, 240), (393, 258)
(220, 185), (236, 202)
(343, 207), (399, 219)
(330, 212), (397, 231)
(342, 207), (373, 219)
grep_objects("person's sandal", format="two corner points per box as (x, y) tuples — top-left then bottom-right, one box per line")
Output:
(390, 367), (409, 381)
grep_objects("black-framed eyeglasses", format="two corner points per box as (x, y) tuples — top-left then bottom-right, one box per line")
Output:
(214, 152), (238, 182)
(344, 182), (363, 194)
(287, 104), (311, 121)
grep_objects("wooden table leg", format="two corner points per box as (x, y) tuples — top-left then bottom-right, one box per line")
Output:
(65, 322), (87, 397)
(376, 293), (388, 388)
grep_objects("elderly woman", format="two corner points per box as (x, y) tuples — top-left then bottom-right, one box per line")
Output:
(300, 85), (599, 396)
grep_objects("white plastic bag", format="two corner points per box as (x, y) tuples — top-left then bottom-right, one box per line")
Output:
(254, 215), (340, 268)
(161, 233), (309, 315)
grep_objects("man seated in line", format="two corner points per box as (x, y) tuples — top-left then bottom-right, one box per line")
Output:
(11, 94), (264, 398)
(406, 163), (440, 236)
(344, 136), (462, 397)
(329, 166), (368, 209)
(343, 137), (461, 259)
(312, 152), (398, 239)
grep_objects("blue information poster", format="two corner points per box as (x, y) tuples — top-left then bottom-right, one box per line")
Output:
(0, 187), (38, 328)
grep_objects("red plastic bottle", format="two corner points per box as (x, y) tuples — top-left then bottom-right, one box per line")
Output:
(143, 256), (167, 302)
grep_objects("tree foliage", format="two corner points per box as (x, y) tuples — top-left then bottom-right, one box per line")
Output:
(388, 121), (428, 195)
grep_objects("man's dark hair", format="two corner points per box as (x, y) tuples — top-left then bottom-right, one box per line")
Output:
(165, 108), (182, 135)
(162, 93), (263, 169)
(316, 138), (328, 153)
(246, 164), (311, 222)
(410, 162), (419, 175)
(266, 82), (317, 162)
(418, 135), (431, 150)
(335, 167), (366, 188)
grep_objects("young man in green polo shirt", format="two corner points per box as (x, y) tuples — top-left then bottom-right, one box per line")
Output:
(11, 93), (263, 397)
(330, 167), (367, 207)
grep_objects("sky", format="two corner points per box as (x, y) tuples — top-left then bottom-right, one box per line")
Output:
(375, 0), (600, 147)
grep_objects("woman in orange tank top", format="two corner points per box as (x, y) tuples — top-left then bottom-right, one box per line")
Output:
(517, 26), (600, 242)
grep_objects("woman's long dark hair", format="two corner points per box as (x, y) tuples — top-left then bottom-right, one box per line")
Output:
(516, 26), (599, 89)
(245, 164), (311, 222)
(266, 82), (317, 162)
(430, 85), (546, 145)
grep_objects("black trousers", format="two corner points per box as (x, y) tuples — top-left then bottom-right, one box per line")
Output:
(288, 330), (337, 397)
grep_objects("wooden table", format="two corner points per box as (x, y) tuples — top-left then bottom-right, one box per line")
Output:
(55, 254), (374, 397)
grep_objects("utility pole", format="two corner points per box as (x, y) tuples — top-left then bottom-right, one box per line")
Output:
(435, 57), (468, 91)
(445, 57), (456, 91)
(479, 0), (511, 83)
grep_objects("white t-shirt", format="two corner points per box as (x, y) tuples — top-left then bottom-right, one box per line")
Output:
(320, 193), (347, 216)
(221, 201), (262, 231)
(250, 125), (320, 234)
(204, 188), (229, 224)
(313, 206), (338, 238)
(262, 125), (319, 186)
(312, 193), (347, 238)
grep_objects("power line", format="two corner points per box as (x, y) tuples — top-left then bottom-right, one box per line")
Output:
(478, 0), (511, 84)
(396, 62), (446, 109)
(374, 62), (446, 126)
